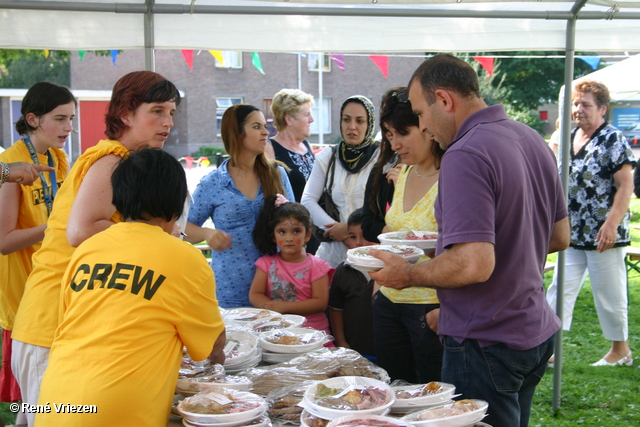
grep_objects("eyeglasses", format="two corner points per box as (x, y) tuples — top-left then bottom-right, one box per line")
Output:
(391, 90), (409, 104)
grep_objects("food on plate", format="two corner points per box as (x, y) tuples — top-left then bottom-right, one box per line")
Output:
(313, 385), (391, 411)
(405, 231), (437, 240)
(179, 390), (262, 415)
(302, 410), (331, 427)
(331, 418), (405, 427)
(226, 308), (275, 322)
(178, 357), (224, 381)
(249, 316), (296, 332)
(269, 335), (302, 346)
(395, 381), (442, 399)
(351, 245), (421, 259)
(263, 329), (321, 346)
(418, 399), (479, 420)
(270, 386), (307, 422)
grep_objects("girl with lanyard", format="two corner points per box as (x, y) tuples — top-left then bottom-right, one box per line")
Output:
(0, 82), (74, 416)
(302, 95), (380, 268)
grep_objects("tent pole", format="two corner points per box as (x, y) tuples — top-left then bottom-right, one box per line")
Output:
(144, 0), (156, 71)
(552, 0), (587, 414)
(318, 53), (324, 147)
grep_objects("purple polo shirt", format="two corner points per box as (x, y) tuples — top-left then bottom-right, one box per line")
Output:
(434, 104), (565, 350)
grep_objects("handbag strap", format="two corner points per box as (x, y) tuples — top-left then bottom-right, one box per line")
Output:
(324, 145), (337, 195)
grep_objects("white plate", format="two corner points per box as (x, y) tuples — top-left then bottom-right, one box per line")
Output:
(224, 352), (262, 374)
(247, 314), (307, 332)
(378, 231), (438, 252)
(327, 414), (416, 427)
(223, 307), (280, 324)
(182, 414), (271, 427)
(347, 245), (424, 271)
(258, 328), (328, 354)
(301, 376), (395, 420)
(177, 390), (268, 426)
(390, 382), (457, 412)
(223, 330), (259, 367)
(400, 399), (488, 427)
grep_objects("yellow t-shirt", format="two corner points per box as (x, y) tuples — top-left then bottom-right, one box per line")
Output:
(381, 164), (439, 304)
(0, 140), (68, 330)
(36, 222), (224, 427)
(12, 140), (129, 347)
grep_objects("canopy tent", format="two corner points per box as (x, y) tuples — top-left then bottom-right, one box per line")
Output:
(2, 0), (640, 415)
(577, 53), (640, 101)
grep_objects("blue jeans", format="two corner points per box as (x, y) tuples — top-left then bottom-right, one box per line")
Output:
(442, 334), (555, 427)
(372, 292), (443, 383)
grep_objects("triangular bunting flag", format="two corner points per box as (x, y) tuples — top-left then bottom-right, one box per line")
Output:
(78, 51), (86, 61)
(369, 55), (388, 79)
(328, 54), (346, 73)
(110, 50), (118, 66)
(43, 50), (50, 58)
(209, 50), (224, 66)
(181, 50), (194, 70)
(252, 52), (265, 75)
(578, 56), (601, 70)
(473, 56), (494, 78)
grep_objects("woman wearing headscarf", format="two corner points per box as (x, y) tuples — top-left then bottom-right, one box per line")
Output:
(301, 95), (380, 268)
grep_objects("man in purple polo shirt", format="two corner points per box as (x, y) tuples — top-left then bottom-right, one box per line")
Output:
(369, 54), (570, 427)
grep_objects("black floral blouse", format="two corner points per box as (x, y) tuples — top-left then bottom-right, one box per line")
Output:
(566, 122), (636, 250)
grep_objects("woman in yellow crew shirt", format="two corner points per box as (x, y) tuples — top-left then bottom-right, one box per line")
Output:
(0, 82), (74, 419)
(11, 71), (181, 427)
(36, 148), (226, 427)
(372, 87), (445, 384)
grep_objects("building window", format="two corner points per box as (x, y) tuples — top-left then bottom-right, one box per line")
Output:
(214, 51), (243, 69)
(311, 97), (331, 135)
(216, 97), (243, 135)
(308, 54), (331, 72)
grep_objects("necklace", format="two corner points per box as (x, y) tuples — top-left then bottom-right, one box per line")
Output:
(414, 165), (438, 178)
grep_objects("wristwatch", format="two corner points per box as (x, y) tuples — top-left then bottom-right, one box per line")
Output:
(0, 162), (10, 186)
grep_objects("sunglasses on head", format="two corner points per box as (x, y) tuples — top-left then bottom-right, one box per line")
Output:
(391, 90), (409, 104)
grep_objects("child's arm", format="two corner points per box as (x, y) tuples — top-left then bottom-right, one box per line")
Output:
(266, 274), (330, 315)
(248, 269), (274, 309)
(329, 308), (350, 348)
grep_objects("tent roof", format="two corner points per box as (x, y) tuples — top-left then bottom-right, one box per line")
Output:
(577, 53), (640, 101)
(1, 0), (640, 53)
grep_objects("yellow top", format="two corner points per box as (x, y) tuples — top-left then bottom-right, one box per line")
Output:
(12, 140), (129, 347)
(381, 164), (439, 304)
(0, 140), (68, 330)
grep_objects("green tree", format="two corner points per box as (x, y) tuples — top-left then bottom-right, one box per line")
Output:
(0, 51), (70, 87)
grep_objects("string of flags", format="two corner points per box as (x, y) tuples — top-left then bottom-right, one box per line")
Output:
(70, 50), (603, 76)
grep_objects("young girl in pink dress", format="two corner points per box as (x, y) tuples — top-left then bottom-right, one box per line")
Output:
(249, 194), (333, 335)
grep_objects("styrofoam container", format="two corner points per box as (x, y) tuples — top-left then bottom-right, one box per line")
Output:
(347, 245), (424, 271)
(378, 231), (438, 252)
(327, 414), (416, 427)
(301, 376), (395, 420)
(400, 399), (488, 427)
(258, 328), (328, 354)
(390, 382), (457, 413)
(177, 389), (268, 426)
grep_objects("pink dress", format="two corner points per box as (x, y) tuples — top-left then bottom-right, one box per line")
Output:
(255, 253), (333, 334)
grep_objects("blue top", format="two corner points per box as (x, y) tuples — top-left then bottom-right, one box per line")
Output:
(187, 160), (294, 308)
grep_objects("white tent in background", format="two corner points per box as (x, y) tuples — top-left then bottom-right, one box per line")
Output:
(577, 53), (640, 102)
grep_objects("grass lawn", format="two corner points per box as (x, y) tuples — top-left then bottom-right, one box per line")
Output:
(2, 202), (639, 426)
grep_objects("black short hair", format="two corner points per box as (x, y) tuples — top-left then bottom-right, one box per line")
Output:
(410, 54), (480, 105)
(111, 148), (187, 222)
(347, 208), (365, 227)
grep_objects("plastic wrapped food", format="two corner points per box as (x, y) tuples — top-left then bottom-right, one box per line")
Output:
(327, 414), (416, 427)
(400, 399), (488, 427)
(177, 389), (268, 425)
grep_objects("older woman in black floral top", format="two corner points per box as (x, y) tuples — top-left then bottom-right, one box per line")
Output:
(546, 80), (635, 367)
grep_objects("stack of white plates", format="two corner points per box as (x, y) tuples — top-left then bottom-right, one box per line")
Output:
(299, 376), (395, 422)
(223, 330), (261, 374)
(258, 327), (329, 363)
(177, 389), (269, 427)
(390, 382), (457, 414)
(400, 399), (489, 427)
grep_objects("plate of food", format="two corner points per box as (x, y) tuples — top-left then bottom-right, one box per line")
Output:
(177, 389), (268, 426)
(399, 399), (488, 427)
(223, 330), (260, 367)
(327, 414), (416, 427)
(258, 328), (329, 354)
(300, 376), (395, 420)
(377, 231), (438, 252)
(246, 314), (306, 332)
(346, 245), (424, 271)
(390, 382), (457, 413)
(223, 307), (280, 324)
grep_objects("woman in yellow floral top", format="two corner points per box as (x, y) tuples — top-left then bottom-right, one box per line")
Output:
(372, 87), (445, 383)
